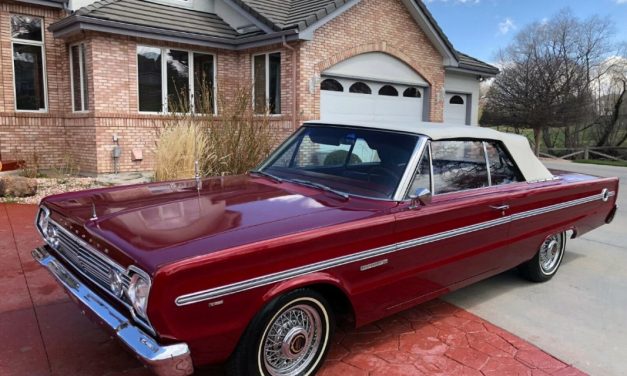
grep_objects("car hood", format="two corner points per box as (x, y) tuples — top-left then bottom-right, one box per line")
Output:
(43, 175), (389, 273)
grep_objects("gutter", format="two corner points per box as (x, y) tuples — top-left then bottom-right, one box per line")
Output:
(445, 66), (499, 77)
(49, 16), (300, 51)
(16, 0), (66, 9)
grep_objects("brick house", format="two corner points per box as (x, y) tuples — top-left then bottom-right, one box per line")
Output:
(0, 0), (498, 174)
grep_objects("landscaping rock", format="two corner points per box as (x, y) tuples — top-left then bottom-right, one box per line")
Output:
(0, 176), (38, 197)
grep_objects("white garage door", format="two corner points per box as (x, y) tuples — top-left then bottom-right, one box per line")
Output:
(320, 79), (424, 124)
(444, 93), (468, 125)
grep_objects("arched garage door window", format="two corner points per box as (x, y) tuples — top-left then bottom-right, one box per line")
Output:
(379, 85), (398, 96)
(450, 95), (465, 105)
(349, 82), (372, 94)
(403, 87), (422, 98)
(321, 79), (343, 92)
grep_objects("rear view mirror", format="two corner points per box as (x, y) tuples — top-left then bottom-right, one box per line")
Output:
(409, 188), (432, 208)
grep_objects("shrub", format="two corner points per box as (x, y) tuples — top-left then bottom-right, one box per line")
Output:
(154, 121), (213, 182)
(205, 86), (274, 176)
(153, 83), (274, 182)
(324, 150), (361, 166)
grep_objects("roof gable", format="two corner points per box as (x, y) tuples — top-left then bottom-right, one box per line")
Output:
(230, 0), (497, 75)
(73, 0), (241, 39)
(230, 0), (353, 31)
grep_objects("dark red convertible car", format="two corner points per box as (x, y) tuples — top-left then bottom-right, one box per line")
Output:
(33, 122), (618, 376)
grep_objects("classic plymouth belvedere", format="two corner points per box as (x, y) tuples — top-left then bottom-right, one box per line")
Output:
(33, 122), (618, 376)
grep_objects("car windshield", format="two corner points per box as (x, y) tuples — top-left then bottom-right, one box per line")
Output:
(260, 125), (419, 199)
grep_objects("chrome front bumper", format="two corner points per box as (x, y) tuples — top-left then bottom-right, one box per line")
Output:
(32, 246), (194, 376)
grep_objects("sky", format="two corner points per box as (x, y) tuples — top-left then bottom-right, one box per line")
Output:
(423, 0), (627, 64)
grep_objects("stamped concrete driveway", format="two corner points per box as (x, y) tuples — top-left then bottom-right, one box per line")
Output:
(446, 161), (626, 376)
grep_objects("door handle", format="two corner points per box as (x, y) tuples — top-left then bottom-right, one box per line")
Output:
(490, 205), (510, 211)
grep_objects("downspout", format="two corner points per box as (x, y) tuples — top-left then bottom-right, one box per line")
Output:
(282, 36), (298, 131)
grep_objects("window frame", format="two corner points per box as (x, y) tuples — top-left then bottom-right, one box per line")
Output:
(252, 51), (282, 115)
(136, 45), (217, 115)
(406, 139), (526, 198)
(484, 141), (525, 185)
(11, 14), (48, 113)
(69, 43), (89, 112)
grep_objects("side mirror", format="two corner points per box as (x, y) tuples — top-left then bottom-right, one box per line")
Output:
(409, 188), (432, 208)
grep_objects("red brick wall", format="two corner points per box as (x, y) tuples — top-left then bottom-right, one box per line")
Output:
(1, 0), (447, 175)
(83, 35), (296, 173)
(0, 2), (69, 169)
(298, 0), (446, 123)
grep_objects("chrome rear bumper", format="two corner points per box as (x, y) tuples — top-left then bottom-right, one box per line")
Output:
(32, 246), (194, 376)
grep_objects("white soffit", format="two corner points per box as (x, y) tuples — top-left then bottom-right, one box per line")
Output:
(322, 52), (428, 86)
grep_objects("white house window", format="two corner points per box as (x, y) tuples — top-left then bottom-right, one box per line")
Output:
(70, 44), (89, 112)
(193, 53), (215, 113)
(166, 49), (189, 112)
(137, 46), (215, 113)
(253, 52), (281, 114)
(11, 15), (47, 111)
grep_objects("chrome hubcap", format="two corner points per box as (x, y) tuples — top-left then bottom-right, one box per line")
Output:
(539, 234), (563, 274)
(263, 304), (322, 376)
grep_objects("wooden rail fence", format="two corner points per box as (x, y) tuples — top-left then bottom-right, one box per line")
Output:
(540, 146), (627, 162)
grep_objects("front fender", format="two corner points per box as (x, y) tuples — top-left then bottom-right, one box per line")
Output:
(262, 272), (356, 318)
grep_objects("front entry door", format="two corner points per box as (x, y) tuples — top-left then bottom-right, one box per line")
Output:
(387, 140), (516, 311)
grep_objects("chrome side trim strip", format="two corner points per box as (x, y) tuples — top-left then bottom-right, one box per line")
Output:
(175, 242), (398, 306)
(175, 190), (614, 306)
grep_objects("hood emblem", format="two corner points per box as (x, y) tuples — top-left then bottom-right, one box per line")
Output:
(195, 160), (202, 192)
(91, 200), (98, 221)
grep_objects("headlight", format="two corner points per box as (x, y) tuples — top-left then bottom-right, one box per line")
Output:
(127, 272), (151, 319)
(37, 207), (60, 248)
(36, 206), (50, 235)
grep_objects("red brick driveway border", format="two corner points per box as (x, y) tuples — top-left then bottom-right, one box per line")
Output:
(0, 204), (587, 376)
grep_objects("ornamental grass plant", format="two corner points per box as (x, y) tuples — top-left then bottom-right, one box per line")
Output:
(153, 82), (274, 182)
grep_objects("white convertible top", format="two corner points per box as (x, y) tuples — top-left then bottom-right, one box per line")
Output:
(304, 121), (554, 182)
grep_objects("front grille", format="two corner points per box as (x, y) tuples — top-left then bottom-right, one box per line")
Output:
(49, 220), (131, 302)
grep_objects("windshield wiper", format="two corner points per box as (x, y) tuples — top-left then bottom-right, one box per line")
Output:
(249, 170), (283, 183)
(288, 179), (350, 201)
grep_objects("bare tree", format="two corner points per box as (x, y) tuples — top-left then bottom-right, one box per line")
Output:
(590, 56), (627, 147)
(481, 10), (622, 154)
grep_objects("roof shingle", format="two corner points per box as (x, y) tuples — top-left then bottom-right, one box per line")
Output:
(75, 0), (241, 40)
(233, 0), (350, 30)
(52, 0), (498, 76)
(456, 51), (499, 75)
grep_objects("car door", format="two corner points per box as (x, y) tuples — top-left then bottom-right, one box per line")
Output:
(388, 139), (515, 312)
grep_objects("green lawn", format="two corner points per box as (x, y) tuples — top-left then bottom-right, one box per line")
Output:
(573, 159), (627, 167)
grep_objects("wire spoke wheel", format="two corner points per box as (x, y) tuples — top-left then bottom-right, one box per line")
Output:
(261, 303), (323, 376)
(519, 231), (567, 283)
(538, 233), (564, 275)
